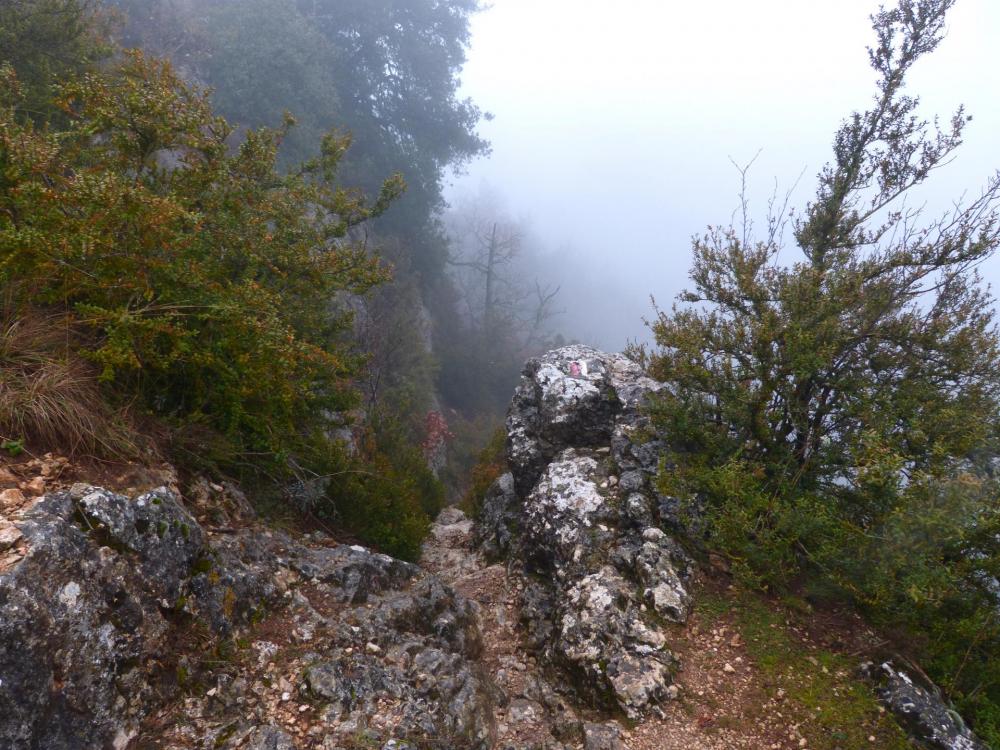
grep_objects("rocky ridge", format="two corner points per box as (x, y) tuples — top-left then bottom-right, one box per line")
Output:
(476, 345), (989, 750)
(0, 344), (991, 749)
(0, 481), (492, 749)
(482, 345), (693, 720)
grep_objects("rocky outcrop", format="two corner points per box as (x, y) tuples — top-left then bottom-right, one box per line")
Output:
(862, 662), (990, 750)
(480, 345), (693, 720)
(0, 486), (227, 750)
(0, 484), (493, 750)
(5, 343), (990, 750)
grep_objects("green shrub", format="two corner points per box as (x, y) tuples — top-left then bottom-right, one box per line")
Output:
(0, 0), (113, 125)
(322, 413), (445, 562)
(458, 426), (506, 519)
(647, 2), (1000, 741)
(0, 53), (402, 476)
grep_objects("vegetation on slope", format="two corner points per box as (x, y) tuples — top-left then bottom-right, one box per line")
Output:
(0, 2), (450, 558)
(647, 0), (1000, 741)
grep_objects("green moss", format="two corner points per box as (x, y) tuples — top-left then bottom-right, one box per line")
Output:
(458, 426), (507, 519)
(212, 722), (238, 748)
(191, 556), (214, 574)
(697, 590), (911, 750)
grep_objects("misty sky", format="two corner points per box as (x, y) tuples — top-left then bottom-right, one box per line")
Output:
(444, 0), (1000, 350)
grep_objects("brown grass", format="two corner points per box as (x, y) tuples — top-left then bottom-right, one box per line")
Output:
(0, 306), (143, 459)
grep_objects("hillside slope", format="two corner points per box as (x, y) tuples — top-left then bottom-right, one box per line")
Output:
(0, 347), (990, 750)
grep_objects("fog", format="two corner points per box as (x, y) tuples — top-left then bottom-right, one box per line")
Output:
(446, 0), (1000, 351)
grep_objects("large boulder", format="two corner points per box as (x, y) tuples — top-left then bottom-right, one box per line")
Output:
(506, 344), (663, 497)
(483, 346), (692, 719)
(862, 662), (990, 750)
(0, 484), (493, 750)
(0, 487), (210, 749)
(476, 471), (519, 561)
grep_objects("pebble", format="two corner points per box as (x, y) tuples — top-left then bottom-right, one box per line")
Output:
(723, 663), (736, 674)
(0, 488), (25, 510)
(23, 477), (45, 496)
(0, 525), (22, 551)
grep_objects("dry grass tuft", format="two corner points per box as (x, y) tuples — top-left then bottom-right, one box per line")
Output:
(0, 306), (143, 459)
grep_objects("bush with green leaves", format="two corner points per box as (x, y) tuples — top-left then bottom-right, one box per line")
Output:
(0, 0), (113, 124)
(0, 51), (403, 474)
(457, 424), (506, 519)
(321, 412), (445, 562)
(647, 0), (1000, 741)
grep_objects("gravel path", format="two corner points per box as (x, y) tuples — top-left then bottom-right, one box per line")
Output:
(421, 507), (799, 750)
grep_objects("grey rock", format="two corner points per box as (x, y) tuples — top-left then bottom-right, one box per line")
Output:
(583, 721), (629, 750)
(492, 347), (689, 720)
(477, 472), (519, 560)
(507, 698), (544, 723)
(621, 492), (654, 529)
(291, 543), (419, 604)
(75, 485), (204, 603)
(634, 530), (692, 622)
(436, 506), (469, 526)
(245, 725), (296, 750)
(187, 529), (286, 634)
(0, 490), (200, 749)
(506, 345), (661, 497)
(617, 470), (645, 494)
(552, 715), (584, 742)
(307, 575), (491, 749)
(307, 656), (400, 718)
(1, 484), (494, 750)
(521, 448), (690, 718)
(521, 448), (609, 571)
(863, 662), (989, 750)
(554, 566), (677, 718)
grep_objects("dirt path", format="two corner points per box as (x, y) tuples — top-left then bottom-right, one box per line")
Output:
(421, 508), (908, 750)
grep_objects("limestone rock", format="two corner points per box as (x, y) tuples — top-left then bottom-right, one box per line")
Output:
(244, 725), (295, 750)
(863, 662), (989, 750)
(483, 346), (691, 720)
(477, 471), (519, 560)
(506, 345), (661, 498)
(0, 485), (493, 750)
(583, 721), (629, 750)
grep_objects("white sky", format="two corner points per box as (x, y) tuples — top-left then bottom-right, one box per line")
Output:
(445, 0), (1000, 349)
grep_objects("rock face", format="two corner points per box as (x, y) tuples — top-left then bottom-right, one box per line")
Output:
(0, 484), (492, 750)
(481, 345), (693, 719)
(863, 662), (990, 750)
(0, 486), (226, 750)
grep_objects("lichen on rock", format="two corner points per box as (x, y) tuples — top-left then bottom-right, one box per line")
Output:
(483, 345), (693, 720)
